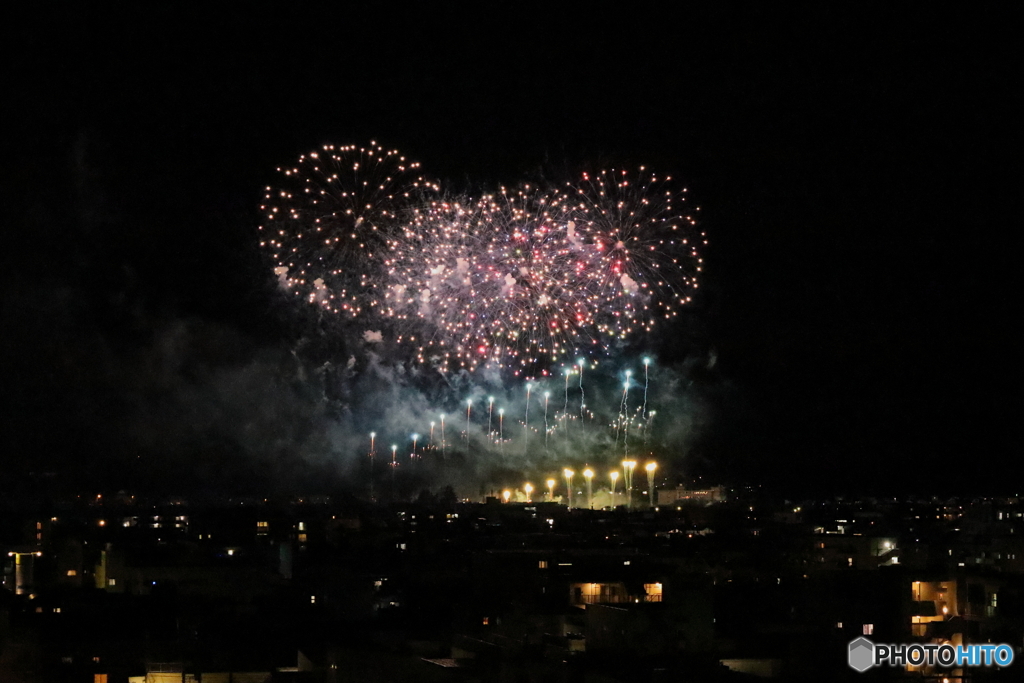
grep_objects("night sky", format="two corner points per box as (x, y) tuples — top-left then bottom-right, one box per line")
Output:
(3, 6), (1016, 496)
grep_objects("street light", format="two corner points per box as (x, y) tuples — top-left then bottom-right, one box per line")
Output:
(524, 482), (534, 502)
(610, 470), (620, 506)
(583, 468), (594, 509)
(546, 478), (556, 501)
(8, 550), (42, 595)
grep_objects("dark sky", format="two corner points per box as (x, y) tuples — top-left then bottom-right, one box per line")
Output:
(3, 5), (1017, 496)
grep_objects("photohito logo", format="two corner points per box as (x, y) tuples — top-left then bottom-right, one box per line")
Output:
(848, 637), (1014, 672)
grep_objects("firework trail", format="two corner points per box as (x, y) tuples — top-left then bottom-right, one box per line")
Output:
(578, 359), (586, 441)
(562, 367), (571, 452)
(487, 396), (494, 444)
(643, 409), (656, 448)
(390, 444), (398, 493)
(368, 431), (377, 501)
(616, 370), (631, 448)
(641, 357), (654, 449)
(642, 357), (650, 420)
(524, 383), (532, 455)
(543, 391), (550, 454)
(498, 408), (505, 458)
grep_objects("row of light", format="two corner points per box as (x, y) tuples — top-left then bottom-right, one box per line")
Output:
(501, 460), (658, 506)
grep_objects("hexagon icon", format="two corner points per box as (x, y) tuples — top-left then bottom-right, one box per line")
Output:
(848, 637), (875, 672)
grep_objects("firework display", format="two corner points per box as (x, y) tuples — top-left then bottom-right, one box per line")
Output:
(260, 143), (705, 374)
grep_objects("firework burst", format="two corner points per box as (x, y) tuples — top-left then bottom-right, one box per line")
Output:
(380, 185), (603, 372)
(258, 141), (438, 316)
(564, 167), (704, 341)
(260, 144), (705, 376)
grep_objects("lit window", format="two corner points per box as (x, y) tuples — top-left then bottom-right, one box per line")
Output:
(310, 595), (316, 604)
(848, 557), (853, 567)
(538, 561), (548, 569)
(108, 579), (116, 586)
(863, 624), (873, 635)
(836, 621), (843, 628)
(67, 570), (77, 577)
(482, 617), (489, 625)
(298, 522), (305, 531)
